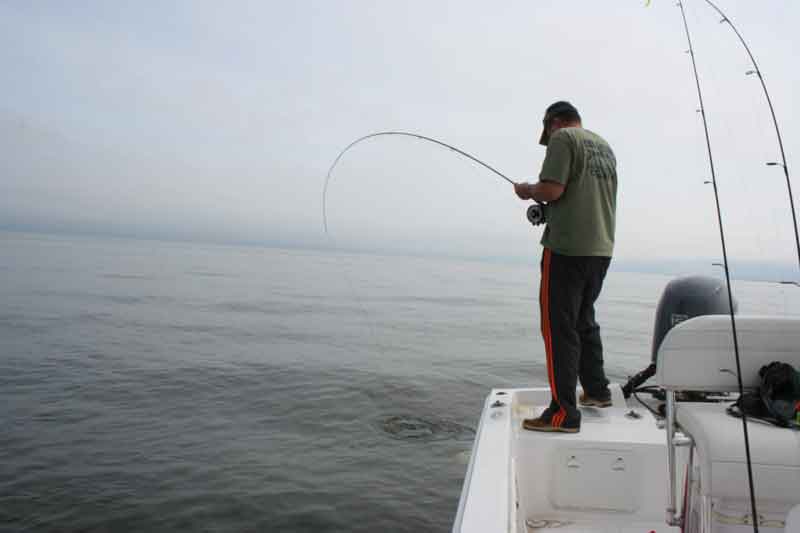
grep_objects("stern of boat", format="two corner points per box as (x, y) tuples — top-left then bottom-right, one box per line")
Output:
(453, 385), (683, 533)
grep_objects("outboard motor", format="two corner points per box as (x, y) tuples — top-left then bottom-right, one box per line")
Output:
(621, 275), (737, 397)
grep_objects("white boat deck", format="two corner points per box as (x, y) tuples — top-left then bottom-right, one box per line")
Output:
(453, 385), (684, 533)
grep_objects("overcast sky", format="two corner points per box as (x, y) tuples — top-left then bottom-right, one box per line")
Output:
(1, 1), (799, 270)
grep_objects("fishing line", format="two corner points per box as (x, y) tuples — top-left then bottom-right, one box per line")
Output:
(322, 131), (516, 235)
(676, 2), (759, 531)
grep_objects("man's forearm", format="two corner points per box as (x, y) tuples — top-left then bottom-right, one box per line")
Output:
(526, 181), (564, 202)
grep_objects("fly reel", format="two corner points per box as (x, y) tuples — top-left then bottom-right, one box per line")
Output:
(526, 203), (546, 226)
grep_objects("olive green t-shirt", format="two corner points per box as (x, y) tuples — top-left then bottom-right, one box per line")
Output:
(539, 127), (617, 257)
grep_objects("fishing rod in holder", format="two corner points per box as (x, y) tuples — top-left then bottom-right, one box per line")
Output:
(667, 2), (758, 530)
(703, 0), (800, 280)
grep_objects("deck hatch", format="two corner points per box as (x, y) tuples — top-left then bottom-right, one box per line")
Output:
(550, 448), (641, 512)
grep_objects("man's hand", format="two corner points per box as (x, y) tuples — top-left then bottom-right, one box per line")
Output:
(514, 180), (565, 202)
(514, 182), (532, 200)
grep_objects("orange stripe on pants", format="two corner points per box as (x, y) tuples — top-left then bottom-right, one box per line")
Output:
(540, 248), (565, 426)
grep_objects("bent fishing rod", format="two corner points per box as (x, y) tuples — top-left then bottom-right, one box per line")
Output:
(676, 2), (759, 531)
(322, 131), (519, 235)
(702, 0), (800, 280)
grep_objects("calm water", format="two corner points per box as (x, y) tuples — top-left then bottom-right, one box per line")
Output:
(1, 232), (798, 532)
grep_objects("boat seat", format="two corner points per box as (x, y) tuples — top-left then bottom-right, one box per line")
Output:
(676, 402), (800, 502)
(656, 315), (800, 503)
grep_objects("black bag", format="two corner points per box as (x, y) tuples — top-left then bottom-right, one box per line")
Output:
(727, 361), (800, 429)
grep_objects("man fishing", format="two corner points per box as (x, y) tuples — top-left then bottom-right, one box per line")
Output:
(514, 101), (618, 433)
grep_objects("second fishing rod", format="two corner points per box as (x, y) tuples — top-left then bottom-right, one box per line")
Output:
(702, 0), (799, 280)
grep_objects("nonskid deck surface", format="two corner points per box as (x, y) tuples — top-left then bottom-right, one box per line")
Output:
(511, 386), (680, 533)
(512, 386), (666, 446)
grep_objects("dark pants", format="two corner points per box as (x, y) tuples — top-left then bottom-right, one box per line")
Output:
(539, 248), (611, 427)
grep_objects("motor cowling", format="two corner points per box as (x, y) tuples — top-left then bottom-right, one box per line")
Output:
(622, 275), (737, 398)
(650, 275), (737, 364)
